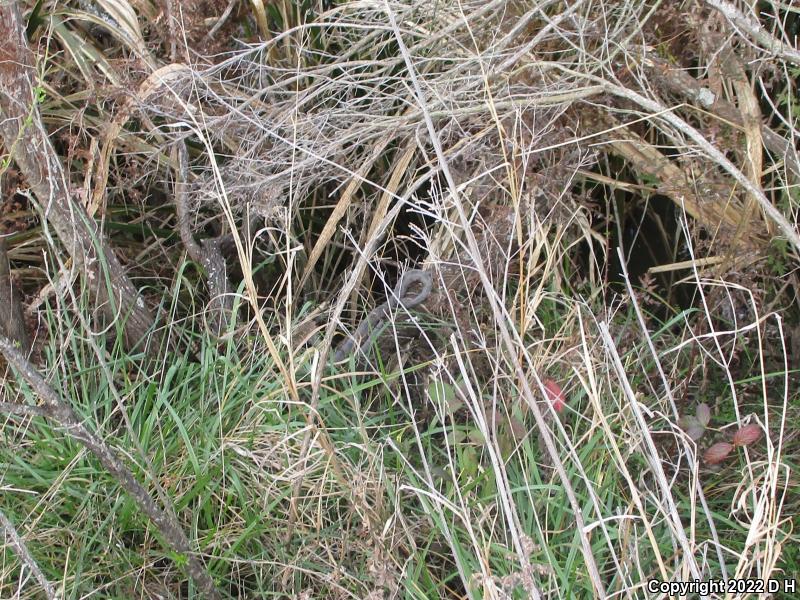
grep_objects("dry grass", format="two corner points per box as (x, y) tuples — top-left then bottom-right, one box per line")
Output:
(1, 0), (798, 598)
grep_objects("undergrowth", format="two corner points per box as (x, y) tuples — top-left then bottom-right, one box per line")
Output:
(1, 0), (798, 598)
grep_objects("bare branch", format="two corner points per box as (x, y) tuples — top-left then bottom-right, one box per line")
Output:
(0, 3), (156, 350)
(0, 236), (28, 352)
(644, 53), (800, 180)
(704, 0), (800, 66)
(0, 335), (222, 600)
(0, 509), (58, 600)
(174, 142), (234, 337)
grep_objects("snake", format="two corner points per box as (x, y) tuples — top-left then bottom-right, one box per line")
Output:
(333, 269), (433, 362)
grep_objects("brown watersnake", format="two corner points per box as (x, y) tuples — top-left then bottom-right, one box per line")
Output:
(332, 269), (433, 362)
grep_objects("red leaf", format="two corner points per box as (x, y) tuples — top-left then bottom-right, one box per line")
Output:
(732, 424), (762, 447)
(704, 442), (734, 465)
(543, 379), (566, 414)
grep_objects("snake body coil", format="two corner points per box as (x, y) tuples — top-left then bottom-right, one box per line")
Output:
(333, 269), (432, 362)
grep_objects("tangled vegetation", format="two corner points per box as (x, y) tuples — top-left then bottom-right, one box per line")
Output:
(1, 0), (798, 598)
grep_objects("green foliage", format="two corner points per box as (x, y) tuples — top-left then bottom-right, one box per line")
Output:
(3, 0), (799, 597)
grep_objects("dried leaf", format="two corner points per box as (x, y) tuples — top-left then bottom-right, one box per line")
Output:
(467, 428), (485, 445)
(447, 429), (467, 445)
(732, 424), (762, 447)
(704, 442), (734, 465)
(460, 445), (478, 479)
(696, 403), (711, 427)
(428, 380), (461, 414)
(679, 415), (706, 441)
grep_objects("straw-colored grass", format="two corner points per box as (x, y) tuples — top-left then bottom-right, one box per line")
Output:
(1, 0), (798, 598)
